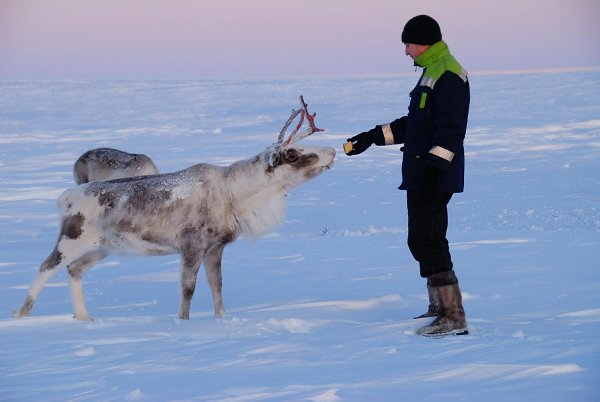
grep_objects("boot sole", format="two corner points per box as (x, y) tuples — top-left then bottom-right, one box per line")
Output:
(418, 328), (469, 337)
(413, 313), (439, 319)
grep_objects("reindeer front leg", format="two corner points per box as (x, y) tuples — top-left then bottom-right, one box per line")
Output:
(178, 230), (205, 320)
(204, 244), (226, 318)
(179, 257), (203, 320)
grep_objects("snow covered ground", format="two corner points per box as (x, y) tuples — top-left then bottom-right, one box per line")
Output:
(1, 70), (599, 401)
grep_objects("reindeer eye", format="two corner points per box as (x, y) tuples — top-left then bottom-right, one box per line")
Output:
(284, 149), (299, 162)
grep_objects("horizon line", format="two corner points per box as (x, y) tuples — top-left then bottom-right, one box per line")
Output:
(1, 66), (599, 82)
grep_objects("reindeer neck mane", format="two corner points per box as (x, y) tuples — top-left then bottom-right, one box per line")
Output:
(225, 154), (287, 242)
(220, 95), (323, 241)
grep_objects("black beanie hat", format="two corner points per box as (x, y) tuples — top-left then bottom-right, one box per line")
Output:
(401, 15), (442, 45)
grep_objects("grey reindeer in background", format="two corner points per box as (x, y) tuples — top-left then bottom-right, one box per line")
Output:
(14, 96), (335, 320)
(73, 148), (159, 184)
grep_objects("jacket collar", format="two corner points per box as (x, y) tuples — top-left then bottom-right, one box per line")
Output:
(414, 40), (449, 68)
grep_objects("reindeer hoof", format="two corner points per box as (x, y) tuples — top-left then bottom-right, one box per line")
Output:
(215, 314), (232, 322)
(74, 314), (94, 321)
(12, 309), (28, 319)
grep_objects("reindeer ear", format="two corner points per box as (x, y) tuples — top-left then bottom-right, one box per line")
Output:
(268, 151), (281, 167)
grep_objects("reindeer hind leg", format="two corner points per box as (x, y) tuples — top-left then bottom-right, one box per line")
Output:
(66, 250), (106, 320)
(13, 246), (65, 318)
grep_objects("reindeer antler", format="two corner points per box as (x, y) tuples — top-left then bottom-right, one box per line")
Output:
(276, 108), (302, 146)
(276, 95), (324, 149)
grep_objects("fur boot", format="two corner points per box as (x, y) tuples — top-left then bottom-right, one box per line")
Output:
(414, 283), (440, 319)
(417, 283), (468, 337)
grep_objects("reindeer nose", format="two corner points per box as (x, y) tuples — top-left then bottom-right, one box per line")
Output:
(323, 147), (336, 166)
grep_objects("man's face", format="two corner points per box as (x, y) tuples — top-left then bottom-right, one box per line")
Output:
(404, 43), (430, 60)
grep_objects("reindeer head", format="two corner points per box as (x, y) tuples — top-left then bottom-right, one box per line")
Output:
(263, 96), (335, 187)
(226, 97), (334, 241)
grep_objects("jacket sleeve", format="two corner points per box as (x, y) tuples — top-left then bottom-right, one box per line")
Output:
(373, 116), (407, 146)
(427, 72), (468, 171)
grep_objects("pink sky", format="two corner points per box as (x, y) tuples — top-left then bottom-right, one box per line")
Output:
(1, 0), (599, 79)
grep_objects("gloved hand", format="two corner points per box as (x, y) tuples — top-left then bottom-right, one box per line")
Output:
(345, 131), (374, 156)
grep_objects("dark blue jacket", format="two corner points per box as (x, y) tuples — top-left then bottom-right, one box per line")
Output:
(371, 41), (470, 193)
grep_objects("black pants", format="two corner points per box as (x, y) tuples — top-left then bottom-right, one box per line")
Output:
(407, 191), (454, 278)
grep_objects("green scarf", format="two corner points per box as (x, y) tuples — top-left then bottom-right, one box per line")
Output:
(415, 41), (467, 88)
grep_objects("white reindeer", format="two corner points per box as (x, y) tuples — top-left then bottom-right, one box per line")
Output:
(14, 96), (335, 320)
(73, 148), (159, 184)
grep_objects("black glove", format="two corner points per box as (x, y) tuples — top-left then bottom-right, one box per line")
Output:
(345, 131), (374, 156)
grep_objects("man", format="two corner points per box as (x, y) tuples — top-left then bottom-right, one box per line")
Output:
(345, 15), (470, 336)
